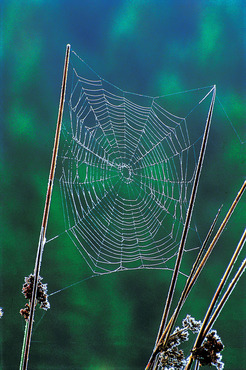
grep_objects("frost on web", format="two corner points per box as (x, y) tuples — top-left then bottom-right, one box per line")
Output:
(57, 52), (212, 275)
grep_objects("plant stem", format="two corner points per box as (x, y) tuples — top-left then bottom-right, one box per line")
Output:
(19, 322), (28, 370)
(205, 251), (246, 336)
(19, 44), (70, 370)
(145, 86), (216, 370)
(197, 227), (246, 345)
(147, 178), (245, 370)
(185, 253), (246, 370)
(184, 187), (246, 370)
(157, 86), (216, 342)
(194, 360), (200, 370)
(155, 205), (222, 347)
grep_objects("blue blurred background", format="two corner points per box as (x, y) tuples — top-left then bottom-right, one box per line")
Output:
(1, 0), (246, 369)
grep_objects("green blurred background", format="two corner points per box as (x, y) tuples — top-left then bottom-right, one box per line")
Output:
(1, 0), (245, 369)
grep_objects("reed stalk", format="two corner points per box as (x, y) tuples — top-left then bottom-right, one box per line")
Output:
(204, 254), (246, 336)
(146, 85), (216, 370)
(185, 227), (246, 370)
(19, 44), (70, 370)
(146, 179), (246, 370)
(155, 206), (222, 344)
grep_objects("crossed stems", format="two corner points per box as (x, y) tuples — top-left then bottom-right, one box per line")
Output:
(146, 179), (246, 369)
(145, 84), (216, 370)
(185, 224), (246, 369)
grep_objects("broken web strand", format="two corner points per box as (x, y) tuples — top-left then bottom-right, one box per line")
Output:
(216, 96), (245, 145)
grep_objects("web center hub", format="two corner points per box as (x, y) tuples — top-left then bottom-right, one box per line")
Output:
(119, 163), (134, 184)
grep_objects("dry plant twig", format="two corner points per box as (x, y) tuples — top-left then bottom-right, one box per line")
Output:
(146, 85), (216, 370)
(19, 44), (71, 370)
(185, 227), (246, 369)
(146, 179), (246, 370)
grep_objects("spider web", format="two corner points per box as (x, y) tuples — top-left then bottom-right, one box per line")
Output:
(49, 51), (215, 276)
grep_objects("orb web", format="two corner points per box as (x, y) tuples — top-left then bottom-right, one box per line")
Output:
(56, 52), (212, 275)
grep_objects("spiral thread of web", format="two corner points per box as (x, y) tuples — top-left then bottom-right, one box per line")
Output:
(57, 53), (207, 275)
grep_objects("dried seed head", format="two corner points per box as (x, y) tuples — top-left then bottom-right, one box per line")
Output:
(182, 314), (202, 334)
(192, 330), (224, 369)
(160, 346), (186, 369)
(20, 274), (50, 320)
(20, 303), (30, 321)
(158, 315), (223, 369)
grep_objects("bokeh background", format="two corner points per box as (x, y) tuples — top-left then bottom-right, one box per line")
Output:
(1, 0), (246, 369)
